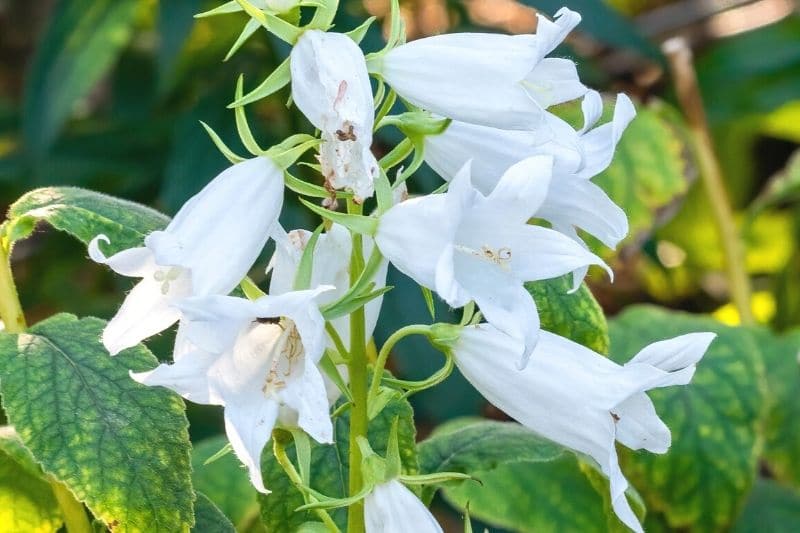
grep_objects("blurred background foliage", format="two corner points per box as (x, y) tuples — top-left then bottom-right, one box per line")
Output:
(1, 0), (800, 531)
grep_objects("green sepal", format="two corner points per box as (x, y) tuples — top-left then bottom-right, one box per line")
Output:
(288, 429), (312, 485)
(229, 56), (291, 108)
(374, 89), (397, 127)
(300, 198), (378, 235)
(383, 350), (454, 396)
(322, 245), (385, 315)
(429, 323), (462, 351)
(202, 442), (234, 466)
(398, 472), (473, 485)
(239, 277), (266, 300)
(307, 0), (338, 30)
(234, 0), (303, 43)
(285, 172), (354, 200)
(421, 286), (436, 320)
(293, 223), (324, 291)
(374, 169), (393, 215)
(224, 18), (260, 61)
(346, 16), (376, 44)
(384, 418), (402, 481)
(195, 1), (242, 18)
(267, 137), (321, 169)
(321, 285), (393, 321)
(234, 75), (264, 154)
(320, 350), (354, 403)
(378, 112), (450, 137)
(200, 121), (245, 163)
(386, 0), (405, 49)
(294, 483), (373, 512)
(394, 135), (426, 187)
(379, 137), (414, 172)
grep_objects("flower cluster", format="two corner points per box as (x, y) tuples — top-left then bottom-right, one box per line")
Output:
(90, 4), (713, 532)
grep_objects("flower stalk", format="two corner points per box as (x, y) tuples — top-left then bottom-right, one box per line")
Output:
(346, 199), (368, 533)
(663, 37), (754, 325)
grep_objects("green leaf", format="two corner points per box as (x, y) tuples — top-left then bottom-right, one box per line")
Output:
(525, 275), (609, 354)
(593, 102), (690, 246)
(419, 419), (644, 532)
(258, 392), (417, 531)
(22, 0), (141, 154)
(757, 329), (800, 489)
(608, 306), (767, 531)
(6, 186), (169, 253)
(0, 427), (63, 533)
(732, 479), (800, 533)
(192, 492), (236, 533)
(0, 314), (194, 532)
(192, 435), (261, 531)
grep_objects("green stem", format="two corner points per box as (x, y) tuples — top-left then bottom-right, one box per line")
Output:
(368, 325), (430, 402)
(663, 38), (755, 325)
(0, 244), (26, 333)
(50, 479), (92, 533)
(1, 245), (91, 533)
(346, 200), (368, 533)
(273, 439), (340, 533)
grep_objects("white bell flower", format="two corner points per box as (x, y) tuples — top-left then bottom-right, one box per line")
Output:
(131, 287), (334, 493)
(423, 91), (636, 251)
(375, 156), (608, 366)
(268, 223), (388, 347)
(89, 157), (284, 355)
(452, 324), (715, 533)
(364, 479), (443, 533)
(291, 30), (378, 201)
(378, 8), (586, 130)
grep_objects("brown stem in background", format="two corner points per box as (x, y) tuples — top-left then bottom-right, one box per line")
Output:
(663, 36), (755, 325)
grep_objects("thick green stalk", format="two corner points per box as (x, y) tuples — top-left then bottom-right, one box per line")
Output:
(346, 200), (368, 533)
(0, 245), (91, 533)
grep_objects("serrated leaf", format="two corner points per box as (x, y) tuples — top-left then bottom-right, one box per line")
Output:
(525, 275), (609, 354)
(22, 0), (141, 154)
(731, 479), (800, 533)
(608, 306), (767, 531)
(420, 419), (644, 532)
(258, 392), (417, 531)
(0, 428), (63, 533)
(192, 435), (261, 531)
(594, 104), (690, 246)
(757, 329), (800, 489)
(192, 492), (236, 533)
(7, 186), (169, 252)
(0, 314), (194, 532)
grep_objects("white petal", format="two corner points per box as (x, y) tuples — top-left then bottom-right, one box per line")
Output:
(539, 177), (629, 249)
(375, 194), (457, 289)
(89, 235), (156, 277)
(533, 7), (582, 62)
(382, 34), (550, 130)
(147, 157), (284, 296)
(290, 30), (374, 137)
(575, 93), (636, 180)
(319, 136), (378, 201)
(579, 90), (604, 134)
(481, 155), (553, 222)
(103, 275), (189, 355)
(279, 358), (333, 443)
(130, 349), (219, 404)
(450, 253), (540, 362)
(523, 57), (586, 108)
(627, 332), (716, 374)
(365, 480), (443, 533)
(224, 397), (280, 493)
(613, 393), (671, 454)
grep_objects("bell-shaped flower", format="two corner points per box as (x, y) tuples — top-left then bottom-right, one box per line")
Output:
(423, 91), (636, 251)
(375, 156), (608, 366)
(89, 157), (284, 355)
(131, 287), (333, 493)
(378, 8), (586, 130)
(268, 223), (388, 347)
(451, 324), (715, 533)
(291, 30), (378, 201)
(364, 479), (443, 533)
